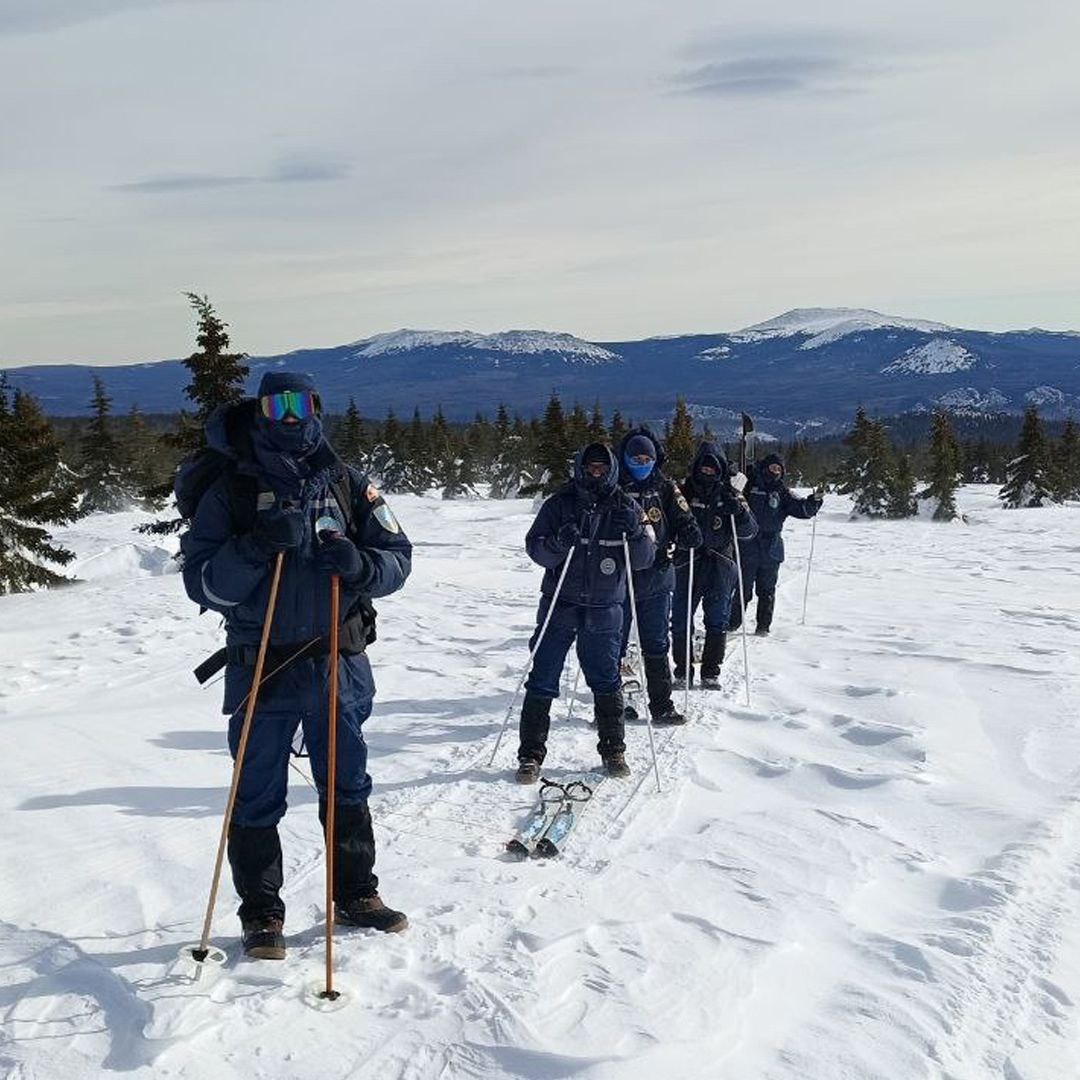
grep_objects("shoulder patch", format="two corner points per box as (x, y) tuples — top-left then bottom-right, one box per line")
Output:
(676, 493), (689, 512)
(374, 502), (401, 534)
(647, 506), (663, 523)
(365, 484), (380, 503)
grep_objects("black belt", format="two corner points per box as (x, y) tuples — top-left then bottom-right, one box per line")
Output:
(193, 612), (370, 685)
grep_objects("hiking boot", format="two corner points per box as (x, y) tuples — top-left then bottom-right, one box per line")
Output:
(515, 759), (541, 784)
(700, 675), (722, 691)
(754, 626), (771, 637)
(651, 701), (688, 725)
(335, 894), (409, 934)
(602, 751), (631, 778)
(700, 631), (726, 683)
(755, 593), (775, 635)
(241, 916), (286, 960)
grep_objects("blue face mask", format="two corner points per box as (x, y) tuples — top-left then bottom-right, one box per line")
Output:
(624, 451), (655, 482)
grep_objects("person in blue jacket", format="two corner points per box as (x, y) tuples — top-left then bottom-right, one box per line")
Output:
(516, 443), (656, 783)
(180, 372), (412, 960)
(617, 428), (702, 725)
(671, 442), (758, 689)
(732, 452), (822, 636)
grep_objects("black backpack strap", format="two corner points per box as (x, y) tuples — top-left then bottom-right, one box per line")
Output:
(327, 465), (356, 538)
(224, 471), (261, 534)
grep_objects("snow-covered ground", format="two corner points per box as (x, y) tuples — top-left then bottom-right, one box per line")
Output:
(2, 488), (1079, 1080)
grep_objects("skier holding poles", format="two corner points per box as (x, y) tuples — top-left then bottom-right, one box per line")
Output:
(616, 428), (702, 725)
(512, 443), (656, 783)
(731, 453), (823, 636)
(179, 371), (412, 961)
(671, 443), (757, 690)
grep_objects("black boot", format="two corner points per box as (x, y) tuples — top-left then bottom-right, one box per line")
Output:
(516, 693), (552, 781)
(644, 653), (686, 725)
(335, 895), (409, 933)
(671, 636), (694, 689)
(595, 692), (630, 777)
(700, 631), (726, 689)
(756, 593), (775, 636)
(228, 824), (285, 958)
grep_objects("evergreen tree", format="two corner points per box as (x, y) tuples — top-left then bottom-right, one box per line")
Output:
(0, 382), (81, 592)
(919, 409), (962, 520)
(838, 410), (896, 517)
(566, 402), (590, 450)
(122, 406), (169, 509)
(587, 401), (607, 444)
(999, 407), (1055, 508)
(79, 375), (137, 513)
(1052, 417), (1080, 501)
(834, 406), (874, 496)
(335, 397), (367, 469)
(530, 391), (571, 495)
(665, 397), (696, 480)
(887, 453), (918, 519)
(609, 409), (629, 445)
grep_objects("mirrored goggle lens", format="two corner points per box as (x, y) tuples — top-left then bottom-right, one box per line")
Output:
(259, 390), (319, 421)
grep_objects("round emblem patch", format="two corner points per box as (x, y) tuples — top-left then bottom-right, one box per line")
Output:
(647, 506), (663, 523)
(713, 516), (725, 531)
(768, 492), (781, 510)
(600, 557), (617, 575)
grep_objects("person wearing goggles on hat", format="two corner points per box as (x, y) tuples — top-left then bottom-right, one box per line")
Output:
(616, 427), (702, 725)
(731, 453), (823, 636)
(180, 371), (412, 959)
(515, 443), (656, 783)
(672, 442), (758, 690)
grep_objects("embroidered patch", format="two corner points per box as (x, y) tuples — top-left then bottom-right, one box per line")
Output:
(768, 492), (781, 510)
(675, 494), (690, 512)
(374, 502), (400, 534)
(713, 516), (725, 531)
(365, 484), (380, 503)
(256, 491), (276, 511)
(647, 506), (663, 523)
(600, 557), (617, 576)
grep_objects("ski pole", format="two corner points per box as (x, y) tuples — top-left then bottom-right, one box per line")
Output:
(192, 551), (285, 964)
(322, 574), (341, 1001)
(800, 514), (818, 627)
(565, 661), (582, 722)
(488, 545), (577, 766)
(684, 545), (694, 715)
(623, 534), (661, 794)
(729, 517), (752, 708)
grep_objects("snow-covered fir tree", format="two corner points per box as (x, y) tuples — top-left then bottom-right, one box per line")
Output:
(887, 453), (918, 519)
(999, 407), (1055, 508)
(837, 408), (896, 517)
(79, 376), (138, 513)
(1052, 417), (1080, 501)
(664, 397), (696, 480)
(919, 409), (962, 521)
(0, 381), (81, 592)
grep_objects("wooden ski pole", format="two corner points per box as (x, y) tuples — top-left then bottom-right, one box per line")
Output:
(624, 535), (661, 794)
(800, 514), (818, 627)
(192, 551), (285, 963)
(321, 574), (341, 1000)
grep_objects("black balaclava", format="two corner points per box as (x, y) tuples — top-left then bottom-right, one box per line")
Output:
(759, 453), (785, 489)
(251, 370), (324, 484)
(693, 451), (724, 495)
(575, 443), (618, 502)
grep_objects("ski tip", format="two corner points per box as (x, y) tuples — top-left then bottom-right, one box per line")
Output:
(506, 839), (530, 860)
(532, 838), (559, 859)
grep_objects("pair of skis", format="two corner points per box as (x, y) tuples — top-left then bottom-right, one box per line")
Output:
(506, 777), (600, 859)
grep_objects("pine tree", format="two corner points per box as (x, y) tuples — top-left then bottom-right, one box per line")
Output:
(490, 410), (538, 498)
(122, 406), (168, 509)
(665, 397), (696, 480)
(919, 409), (962, 520)
(840, 411), (896, 517)
(999, 407), (1055, 508)
(566, 402), (589, 450)
(1052, 417), (1080, 501)
(609, 410), (629, 445)
(834, 406), (874, 496)
(79, 376), (137, 513)
(0, 382), (81, 592)
(887, 453), (918, 519)
(530, 391), (570, 495)
(587, 401), (607, 444)
(335, 397), (366, 469)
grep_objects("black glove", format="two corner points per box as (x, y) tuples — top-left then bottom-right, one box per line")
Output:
(612, 503), (643, 538)
(317, 535), (371, 581)
(675, 518), (703, 548)
(251, 505), (305, 555)
(718, 489), (742, 518)
(556, 521), (581, 551)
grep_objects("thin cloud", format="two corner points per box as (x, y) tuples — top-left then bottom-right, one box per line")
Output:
(673, 55), (850, 97)
(1, 0), (243, 35)
(492, 65), (576, 80)
(268, 157), (351, 184)
(109, 173), (256, 193)
(110, 158), (350, 194)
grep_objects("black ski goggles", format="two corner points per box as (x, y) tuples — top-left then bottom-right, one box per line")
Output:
(259, 389), (321, 422)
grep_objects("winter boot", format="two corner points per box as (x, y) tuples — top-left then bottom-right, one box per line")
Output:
(671, 636), (694, 689)
(335, 894), (409, 933)
(755, 593), (775, 636)
(644, 653), (687, 725)
(594, 692), (629, 777)
(321, 800), (378, 908)
(516, 693), (552, 779)
(241, 916), (286, 960)
(699, 631), (727, 690)
(228, 823), (285, 938)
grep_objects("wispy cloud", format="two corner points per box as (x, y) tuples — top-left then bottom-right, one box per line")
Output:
(110, 156), (350, 194)
(109, 173), (255, 193)
(492, 65), (576, 80)
(267, 157), (351, 184)
(1, 0), (243, 36)
(673, 56), (852, 97)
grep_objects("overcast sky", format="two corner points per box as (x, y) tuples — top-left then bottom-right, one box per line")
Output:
(3, 0), (1079, 365)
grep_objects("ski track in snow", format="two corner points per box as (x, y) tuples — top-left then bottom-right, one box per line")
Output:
(1, 489), (1079, 1079)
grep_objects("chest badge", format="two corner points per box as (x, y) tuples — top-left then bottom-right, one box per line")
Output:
(599, 557), (617, 576)
(768, 493), (781, 510)
(647, 506), (663, 523)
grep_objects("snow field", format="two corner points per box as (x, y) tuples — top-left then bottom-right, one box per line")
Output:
(1, 489), (1079, 1079)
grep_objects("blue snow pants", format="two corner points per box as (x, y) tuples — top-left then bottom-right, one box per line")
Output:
(621, 566), (675, 657)
(524, 597), (622, 699)
(671, 554), (739, 658)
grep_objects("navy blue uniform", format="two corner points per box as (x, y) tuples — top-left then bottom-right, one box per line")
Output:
(180, 385), (411, 924)
(734, 453), (821, 633)
(517, 444), (655, 765)
(671, 443), (757, 681)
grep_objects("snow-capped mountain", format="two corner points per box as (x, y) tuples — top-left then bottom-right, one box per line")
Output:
(5, 309), (1079, 428)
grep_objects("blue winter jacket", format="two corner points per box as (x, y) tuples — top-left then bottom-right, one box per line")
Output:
(742, 453), (820, 563)
(180, 401), (412, 712)
(526, 443), (655, 608)
(675, 442), (758, 568)
(617, 426), (702, 596)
